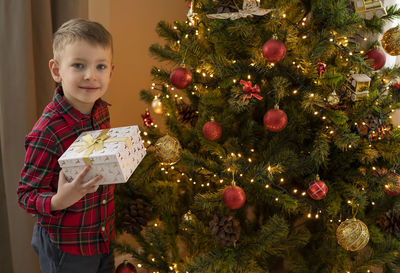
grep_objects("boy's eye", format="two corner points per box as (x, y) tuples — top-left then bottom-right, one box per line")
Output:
(72, 63), (83, 69)
(97, 64), (107, 70)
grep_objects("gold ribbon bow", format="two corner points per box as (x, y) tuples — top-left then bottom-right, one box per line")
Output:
(71, 129), (131, 165)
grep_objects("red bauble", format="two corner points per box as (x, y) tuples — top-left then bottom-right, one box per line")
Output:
(202, 121), (222, 141)
(307, 179), (328, 200)
(384, 173), (400, 196)
(115, 260), (137, 273)
(170, 67), (193, 89)
(223, 185), (246, 209)
(262, 39), (286, 62)
(263, 108), (288, 132)
(365, 49), (386, 70)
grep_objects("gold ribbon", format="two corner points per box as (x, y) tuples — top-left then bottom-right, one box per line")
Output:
(71, 129), (131, 165)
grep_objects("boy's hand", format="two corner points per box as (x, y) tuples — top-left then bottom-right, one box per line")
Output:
(51, 166), (102, 211)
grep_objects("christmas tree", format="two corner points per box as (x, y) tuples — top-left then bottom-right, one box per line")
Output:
(114, 0), (400, 272)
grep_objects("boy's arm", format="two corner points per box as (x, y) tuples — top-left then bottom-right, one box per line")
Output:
(17, 133), (61, 216)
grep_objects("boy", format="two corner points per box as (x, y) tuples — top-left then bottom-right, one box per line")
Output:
(17, 18), (115, 273)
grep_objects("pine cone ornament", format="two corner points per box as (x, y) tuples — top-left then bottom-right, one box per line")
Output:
(209, 215), (240, 246)
(377, 209), (400, 236)
(121, 199), (152, 234)
(177, 101), (198, 127)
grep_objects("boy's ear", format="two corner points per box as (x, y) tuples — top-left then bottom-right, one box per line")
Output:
(110, 64), (115, 78)
(49, 59), (62, 83)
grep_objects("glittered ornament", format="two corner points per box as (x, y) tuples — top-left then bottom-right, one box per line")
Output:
(381, 25), (400, 56)
(170, 67), (193, 89)
(327, 91), (340, 105)
(202, 121), (222, 141)
(115, 260), (137, 273)
(151, 98), (163, 114)
(336, 218), (369, 251)
(365, 49), (386, 70)
(263, 106), (288, 132)
(154, 135), (182, 165)
(262, 39), (286, 62)
(223, 185), (246, 209)
(307, 176), (328, 200)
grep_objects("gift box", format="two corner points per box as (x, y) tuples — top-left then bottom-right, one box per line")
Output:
(58, 126), (146, 185)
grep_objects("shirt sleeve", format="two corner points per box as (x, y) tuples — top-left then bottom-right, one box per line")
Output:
(17, 131), (63, 217)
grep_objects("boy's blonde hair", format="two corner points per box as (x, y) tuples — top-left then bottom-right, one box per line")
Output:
(53, 18), (113, 61)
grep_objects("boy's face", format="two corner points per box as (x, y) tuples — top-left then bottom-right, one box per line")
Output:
(49, 40), (114, 114)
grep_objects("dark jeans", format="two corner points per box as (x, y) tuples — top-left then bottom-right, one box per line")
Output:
(31, 223), (115, 273)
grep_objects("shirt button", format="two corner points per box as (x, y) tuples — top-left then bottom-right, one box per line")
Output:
(102, 199), (106, 205)
(101, 226), (105, 232)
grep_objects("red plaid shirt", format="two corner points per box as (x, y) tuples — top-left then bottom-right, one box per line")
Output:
(17, 86), (115, 256)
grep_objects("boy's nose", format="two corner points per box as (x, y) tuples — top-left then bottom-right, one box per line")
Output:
(84, 68), (97, 80)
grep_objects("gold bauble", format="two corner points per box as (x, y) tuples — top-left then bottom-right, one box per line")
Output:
(154, 135), (182, 165)
(151, 98), (163, 114)
(336, 218), (369, 251)
(381, 25), (400, 56)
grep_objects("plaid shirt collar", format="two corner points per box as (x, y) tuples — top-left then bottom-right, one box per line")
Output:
(52, 86), (111, 127)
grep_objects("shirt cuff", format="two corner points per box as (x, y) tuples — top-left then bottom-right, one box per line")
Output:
(36, 192), (64, 217)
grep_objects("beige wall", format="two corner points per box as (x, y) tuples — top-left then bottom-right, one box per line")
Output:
(106, 0), (187, 127)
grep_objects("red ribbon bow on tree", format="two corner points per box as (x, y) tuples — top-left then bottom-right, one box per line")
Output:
(239, 80), (263, 100)
(141, 110), (154, 127)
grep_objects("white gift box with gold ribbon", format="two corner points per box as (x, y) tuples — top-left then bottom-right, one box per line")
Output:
(58, 126), (146, 185)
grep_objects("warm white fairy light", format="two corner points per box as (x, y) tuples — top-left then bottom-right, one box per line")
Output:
(143, 132), (148, 136)
(293, 89), (298, 94)
(275, 197), (279, 202)
(307, 213), (312, 218)
(322, 116), (326, 120)
(265, 184), (270, 188)
(154, 223), (158, 227)
(177, 179), (181, 183)
(314, 111), (319, 115)
(371, 201), (375, 205)
(301, 191), (307, 196)
(138, 264), (142, 268)
(280, 178), (284, 183)
(248, 158), (252, 162)
(247, 74), (251, 79)
(310, 93), (315, 97)
(293, 189), (298, 194)
(250, 179), (254, 183)
(233, 79), (237, 83)
(302, 35), (307, 39)
(219, 179), (223, 183)
(147, 140), (151, 144)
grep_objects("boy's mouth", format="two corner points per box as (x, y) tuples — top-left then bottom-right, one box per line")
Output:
(79, 86), (100, 91)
